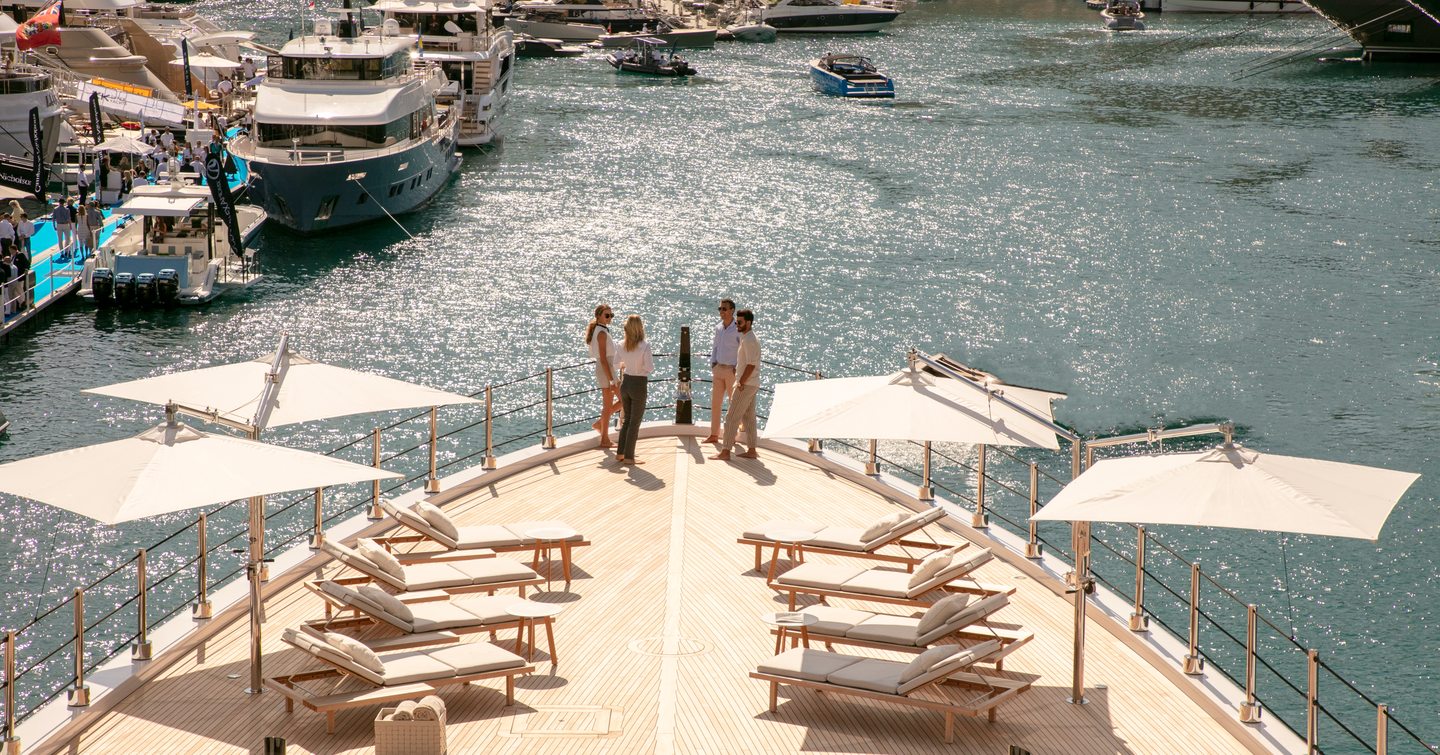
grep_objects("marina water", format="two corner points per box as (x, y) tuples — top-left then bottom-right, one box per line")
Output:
(2, 0), (1438, 748)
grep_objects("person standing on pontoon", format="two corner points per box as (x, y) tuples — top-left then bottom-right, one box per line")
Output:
(615, 314), (654, 465)
(702, 298), (739, 445)
(711, 309), (760, 461)
(586, 303), (621, 449)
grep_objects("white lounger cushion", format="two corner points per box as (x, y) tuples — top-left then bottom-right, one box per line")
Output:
(450, 595), (525, 624)
(411, 642), (527, 675)
(326, 632), (386, 675)
(400, 557), (537, 591)
(415, 501), (460, 541)
(845, 613), (925, 646)
(916, 594), (970, 637)
(742, 519), (823, 541)
(357, 539), (406, 581)
(359, 583), (414, 623)
(907, 550), (953, 589)
(835, 566), (915, 598)
(897, 640), (1001, 695)
(451, 525), (525, 550)
(757, 647), (861, 682)
(799, 605), (876, 637)
(774, 562), (868, 590)
(899, 645), (957, 684)
(507, 521), (585, 543)
(827, 658), (906, 694)
(860, 511), (908, 542)
(407, 595), (521, 632)
(934, 548), (993, 583)
(805, 526), (872, 551)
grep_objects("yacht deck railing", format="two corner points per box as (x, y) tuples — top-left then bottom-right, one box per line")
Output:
(0, 341), (1434, 755)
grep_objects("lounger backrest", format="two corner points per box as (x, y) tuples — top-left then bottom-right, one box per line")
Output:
(932, 548), (994, 584)
(318, 580), (415, 632)
(282, 627), (385, 686)
(320, 539), (406, 591)
(897, 639), (1002, 695)
(889, 507), (946, 539)
(384, 499), (462, 549)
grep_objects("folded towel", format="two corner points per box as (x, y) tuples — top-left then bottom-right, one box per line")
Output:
(391, 700), (418, 721)
(413, 695), (445, 721)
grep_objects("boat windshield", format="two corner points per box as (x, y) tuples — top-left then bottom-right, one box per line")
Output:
(390, 12), (481, 34)
(266, 51), (411, 81)
(256, 103), (435, 149)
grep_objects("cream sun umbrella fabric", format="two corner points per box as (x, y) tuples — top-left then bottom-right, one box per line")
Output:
(1032, 443), (1419, 540)
(93, 134), (153, 155)
(169, 52), (242, 69)
(0, 421), (401, 524)
(761, 368), (1063, 450)
(86, 349), (478, 430)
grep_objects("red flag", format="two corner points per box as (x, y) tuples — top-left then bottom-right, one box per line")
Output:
(16, 0), (63, 52)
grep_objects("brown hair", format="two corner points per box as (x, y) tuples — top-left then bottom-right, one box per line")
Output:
(585, 303), (610, 345)
(623, 315), (645, 351)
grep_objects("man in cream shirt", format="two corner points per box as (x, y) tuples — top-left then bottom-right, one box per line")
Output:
(711, 309), (760, 461)
(702, 298), (740, 444)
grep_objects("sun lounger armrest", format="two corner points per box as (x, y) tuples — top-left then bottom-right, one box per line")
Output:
(363, 631), (459, 652)
(396, 589), (452, 604)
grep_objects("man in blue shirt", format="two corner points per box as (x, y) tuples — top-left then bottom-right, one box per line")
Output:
(703, 299), (741, 444)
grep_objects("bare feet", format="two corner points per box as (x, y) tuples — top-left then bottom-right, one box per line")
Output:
(738, 451), (759, 459)
(614, 455), (626, 463)
(701, 435), (719, 444)
(592, 420), (604, 432)
(598, 439), (614, 449)
(710, 450), (731, 461)
(622, 458), (645, 465)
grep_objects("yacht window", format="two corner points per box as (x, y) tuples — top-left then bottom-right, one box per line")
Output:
(388, 182), (403, 197)
(256, 117), (412, 149)
(357, 192), (369, 205)
(426, 167), (433, 181)
(1386, 23), (1412, 35)
(273, 194), (294, 224)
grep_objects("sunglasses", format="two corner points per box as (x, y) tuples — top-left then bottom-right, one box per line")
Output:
(602, 312), (614, 318)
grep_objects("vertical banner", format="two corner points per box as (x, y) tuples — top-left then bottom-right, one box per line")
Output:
(88, 91), (103, 144)
(204, 146), (243, 258)
(28, 107), (45, 202)
(181, 38), (194, 99)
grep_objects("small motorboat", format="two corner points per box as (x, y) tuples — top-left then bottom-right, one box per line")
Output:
(809, 54), (894, 98)
(596, 24), (718, 49)
(726, 20), (777, 42)
(514, 33), (587, 56)
(607, 37), (698, 76)
(1101, 0), (1146, 30)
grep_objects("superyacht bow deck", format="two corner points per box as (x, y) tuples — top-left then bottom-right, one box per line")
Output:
(38, 432), (1260, 754)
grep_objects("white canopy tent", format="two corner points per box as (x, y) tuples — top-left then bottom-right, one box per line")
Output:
(93, 134), (153, 155)
(0, 419), (401, 525)
(1033, 442), (1419, 541)
(170, 52), (242, 70)
(762, 367), (1064, 449)
(86, 339), (479, 430)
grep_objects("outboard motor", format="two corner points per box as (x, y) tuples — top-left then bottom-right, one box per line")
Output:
(91, 267), (114, 306)
(135, 273), (157, 308)
(156, 269), (180, 307)
(113, 272), (136, 307)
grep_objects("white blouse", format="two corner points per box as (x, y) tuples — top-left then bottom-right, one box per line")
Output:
(616, 340), (654, 377)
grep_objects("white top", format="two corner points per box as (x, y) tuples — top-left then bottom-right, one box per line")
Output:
(588, 324), (616, 365)
(736, 331), (760, 387)
(711, 319), (739, 367)
(616, 340), (654, 377)
(0, 220), (13, 240)
(17, 220), (34, 237)
(505, 599), (564, 619)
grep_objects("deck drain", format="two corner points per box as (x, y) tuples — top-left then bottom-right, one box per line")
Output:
(505, 705), (622, 737)
(628, 636), (707, 656)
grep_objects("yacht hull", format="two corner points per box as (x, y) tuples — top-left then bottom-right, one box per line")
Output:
(764, 10), (900, 32)
(245, 135), (459, 234)
(1150, 0), (1308, 10)
(1300, 0), (1440, 57)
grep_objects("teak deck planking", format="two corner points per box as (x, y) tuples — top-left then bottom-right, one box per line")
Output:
(47, 435), (1252, 754)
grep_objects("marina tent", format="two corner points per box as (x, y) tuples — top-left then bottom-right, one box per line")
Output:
(93, 134), (153, 155)
(1032, 442), (1418, 540)
(86, 340), (479, 430)
(762, 367), (1064, 449)
(169, 52), (242, 69)
(0, 418), (401, 525)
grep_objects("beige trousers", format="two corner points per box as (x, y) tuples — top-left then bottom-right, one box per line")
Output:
(722, 383), (759, 453)
(709, 364), (735, 435)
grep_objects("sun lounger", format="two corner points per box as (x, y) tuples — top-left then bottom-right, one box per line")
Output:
(738, 506), (952, 570)
(269, 627), (535, 733)
(748, 641), (1031, 743)
(778, 592), (1032, 670)
(320, 538), (543, 595)
(769, 546), (1013, 609)
(375, 499), (590, 585)
(307, 577), (547, 632)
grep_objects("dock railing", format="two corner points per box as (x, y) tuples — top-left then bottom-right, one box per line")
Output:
(0, 341), (1435, 755)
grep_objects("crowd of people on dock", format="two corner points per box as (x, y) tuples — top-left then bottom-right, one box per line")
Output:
(584, 299), (762, 465)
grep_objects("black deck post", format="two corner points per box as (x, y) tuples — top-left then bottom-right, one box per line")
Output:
(676, 326), (692, 424)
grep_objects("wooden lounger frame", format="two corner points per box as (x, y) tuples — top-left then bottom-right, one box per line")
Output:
(374, 532), (593, 581)
(266, 663), (534, 734)
(737, 535), (964, 571)
(770, 577), (1016, 610)
(749, 668), (1031, 743)
(301, 580), (556, 650)
(772, 624), (1034, 671)
(324, 570), (545, 598)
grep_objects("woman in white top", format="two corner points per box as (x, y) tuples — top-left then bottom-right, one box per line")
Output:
(585, 303), (621, 448)
(614, 314), (654, 464)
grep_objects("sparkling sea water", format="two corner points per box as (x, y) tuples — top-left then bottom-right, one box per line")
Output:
(1, 0), (1438, 748)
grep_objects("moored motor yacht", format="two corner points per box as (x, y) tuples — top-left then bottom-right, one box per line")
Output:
(513, 32), (587, 56)
(1300, 0), (1440, 58)
(369, 0), (517, 147)
(810, 53), (894, 97)
(511, 0), (657, 32)
(81, 178), (264, 307)
(227, 19), (460, 233)
(762, 0), (900, 33)
(504, 11), (607, 41)
(0, 62), (63, 189)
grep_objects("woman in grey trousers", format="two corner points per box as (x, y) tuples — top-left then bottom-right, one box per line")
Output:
(614, 314), (654, 464)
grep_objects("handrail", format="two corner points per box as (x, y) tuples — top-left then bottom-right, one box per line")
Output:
(1, 349), (1434, 755)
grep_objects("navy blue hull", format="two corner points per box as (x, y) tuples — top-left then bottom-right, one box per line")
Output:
(247, 135), (460, 234)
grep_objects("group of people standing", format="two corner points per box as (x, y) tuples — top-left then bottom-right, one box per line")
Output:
(584, 299), (762, 465)
(1, 201), (36, 317)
